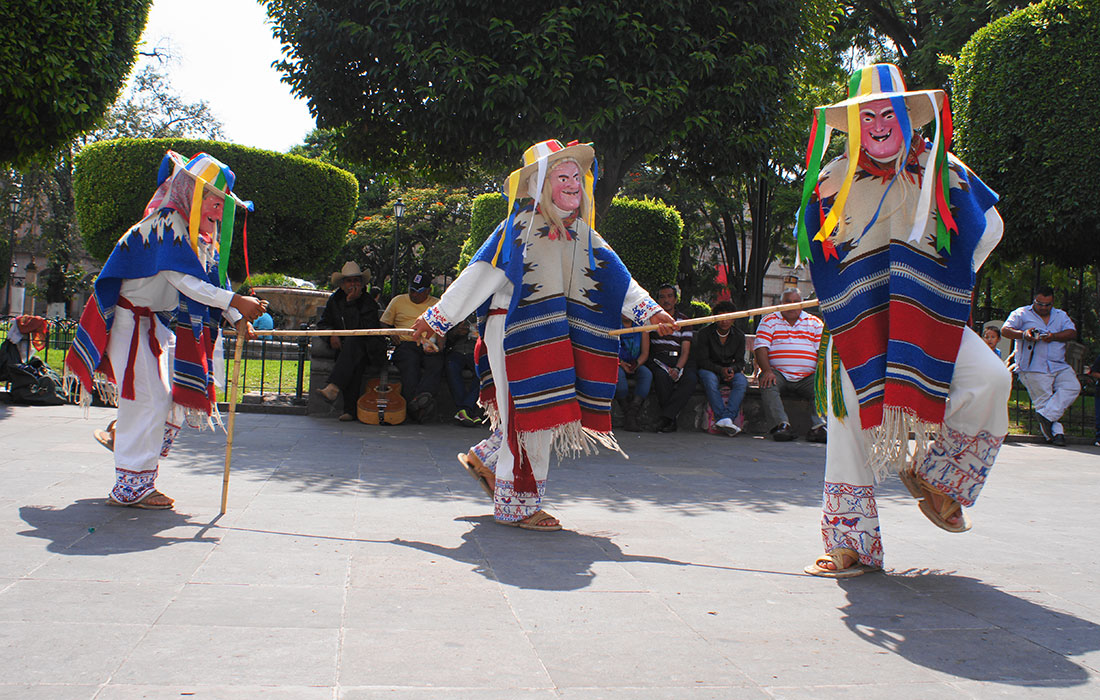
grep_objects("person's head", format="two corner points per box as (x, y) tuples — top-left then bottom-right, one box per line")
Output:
(330, 261), (369, 299)
(409, 271), (431, 303)
(1032, 285), (1055, 316)
(982, 325), (1001, 349)
(859, 98), (906, 162)
(656, 284), (678, 314)
(711, 300), (736, 332)
(538, 157), (592, 236)
(780, 288), (803, 322)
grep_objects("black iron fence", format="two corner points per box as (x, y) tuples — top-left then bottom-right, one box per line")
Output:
(1, 315), (310, 402)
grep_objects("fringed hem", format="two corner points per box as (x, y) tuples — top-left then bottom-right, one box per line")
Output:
(865, 406), (937, 481)
(63, 368), (119, 417)
(515, 420), (627, 462)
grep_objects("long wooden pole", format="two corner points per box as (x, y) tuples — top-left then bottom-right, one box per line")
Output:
(220, 330), (246, 514)
(610, 299), (820, 336)
(222, 328), (416, 338)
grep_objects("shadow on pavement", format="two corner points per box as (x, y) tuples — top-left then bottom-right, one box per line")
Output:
(18, 499), (219, 554)
(390, 514), (799, 591)
(840, 571), (1100, 687)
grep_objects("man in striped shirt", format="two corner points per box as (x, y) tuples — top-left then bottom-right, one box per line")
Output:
(754, 288), (826, 442)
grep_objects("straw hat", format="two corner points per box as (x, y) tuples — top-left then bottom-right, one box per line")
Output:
(504, 139), (594, 194)
(820, 63), (944, 132)
(331, 261), (369, 286)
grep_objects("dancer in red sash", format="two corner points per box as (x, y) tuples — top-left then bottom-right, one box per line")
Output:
(66, 152), (265, 509)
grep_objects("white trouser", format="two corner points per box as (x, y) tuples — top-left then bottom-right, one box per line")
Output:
(105, 306), (179, 500)
(820, 327), (1011, 567)
(1019, 366), (1081, 427)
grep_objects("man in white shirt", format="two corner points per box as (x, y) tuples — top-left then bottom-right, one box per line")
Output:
(753, 288), (826, 442)
(1002, 286), (1080, 446)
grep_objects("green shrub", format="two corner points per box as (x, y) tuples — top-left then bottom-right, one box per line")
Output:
(953, 0), (1100, 267)
(688, 300), (712, 318)
(72, 138), (358, 279)
(600, 197), (683, 297)
(0, 1), (151, 166)
(458, 193), (508, 270)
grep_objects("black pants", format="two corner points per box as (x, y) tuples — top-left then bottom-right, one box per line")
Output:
(391, 341), (444, 402)
(326, 337), (381, 414)
(647, 362), (698, 420)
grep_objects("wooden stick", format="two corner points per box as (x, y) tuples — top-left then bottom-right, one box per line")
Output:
(610, 299), (820, 336)
(220, 330), (246, 514)
(222, 328), (416, 337)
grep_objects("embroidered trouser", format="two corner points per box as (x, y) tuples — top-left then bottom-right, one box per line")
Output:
(106, 306), (181, 503)
(1019, 365), (1081, 427)
(820, 327), (1011, 568)
(483, 312), (552, 522)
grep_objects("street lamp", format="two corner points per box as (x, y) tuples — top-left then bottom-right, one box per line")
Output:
(392, 198), (405, 293)
(5, 189), (18, 316)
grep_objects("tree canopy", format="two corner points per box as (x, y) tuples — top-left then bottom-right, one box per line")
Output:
(263, 0), (817, 214)
(0, 0), (152, 167)
(952, 0), (1100, 268)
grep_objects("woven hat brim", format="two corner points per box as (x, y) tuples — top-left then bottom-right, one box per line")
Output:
(165, 150), (254, 211)
(505, 142), (595, 192)
(822, 89), (945, 132)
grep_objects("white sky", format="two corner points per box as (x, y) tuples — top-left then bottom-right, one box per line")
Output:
(137, 0), (316, 152)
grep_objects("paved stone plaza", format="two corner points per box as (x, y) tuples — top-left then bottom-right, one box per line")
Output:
(1, 402), (1098, 698)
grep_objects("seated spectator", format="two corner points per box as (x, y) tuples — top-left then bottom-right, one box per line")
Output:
(645, 283), (697, 433)
(615, 316), (652, 432)
(982, 324), (1002, 358)
(317, 262), (384, 421)
(1002, 286), (1080, 446)
(754, 288), (826, 442)
(381, 271), (442, 422)
(445, 317), (483, 426)
(694, 300), (747, 437)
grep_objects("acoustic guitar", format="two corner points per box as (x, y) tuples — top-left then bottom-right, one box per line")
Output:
(356, 365), (406, 425)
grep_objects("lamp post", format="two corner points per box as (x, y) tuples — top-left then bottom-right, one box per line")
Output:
(5, 189), (18, 317)
(392, 198), (405, 293)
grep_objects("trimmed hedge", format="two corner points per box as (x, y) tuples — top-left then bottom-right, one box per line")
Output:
(458, 194), (682, 297)
(0, 0), (151, 166)
(458, 192), (508, 270)
(600, 197), (683, 297)
(73, 138), (357, 278)
(953, 0), (1100, 267)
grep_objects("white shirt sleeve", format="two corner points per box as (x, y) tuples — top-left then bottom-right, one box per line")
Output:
(425, 262), (509, 333)
(621, 278), (662, 325)
(972, 207), (1003, 273)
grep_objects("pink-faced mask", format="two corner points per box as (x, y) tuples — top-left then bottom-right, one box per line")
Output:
(549, 161), (583, 212)
(859, 98), (905, 162)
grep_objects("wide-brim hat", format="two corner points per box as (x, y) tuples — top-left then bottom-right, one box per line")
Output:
(504, 139), (595, 193)
(331, 261), (369, 286)
(820, 63), (944, 131)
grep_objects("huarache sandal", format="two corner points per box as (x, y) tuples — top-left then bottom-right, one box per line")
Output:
(496, 510), (562, 531)
(803, 547), (880, 578)
(94, 419), (117, 452)
(919, 493), (972, 533)
(900, 469), (971, 533)
(106, 489), (174, 510)
(457, 452), (495, 498)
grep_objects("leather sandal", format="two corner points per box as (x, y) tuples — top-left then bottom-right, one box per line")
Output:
(804, 547), (880, 578)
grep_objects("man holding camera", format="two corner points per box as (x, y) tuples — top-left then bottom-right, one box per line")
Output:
(1002, 286), (1080, 446)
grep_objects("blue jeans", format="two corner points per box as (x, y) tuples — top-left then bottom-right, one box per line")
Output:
(445, 351), (479, 411)
(615, 364), (653, 400)
(698, 369), (748, 422)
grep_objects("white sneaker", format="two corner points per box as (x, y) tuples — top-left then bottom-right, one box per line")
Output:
(715, 417), (741, 436)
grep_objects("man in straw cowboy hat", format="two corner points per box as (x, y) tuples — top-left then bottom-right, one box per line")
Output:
(317, 261), (384, 420)
(66, 151), (266, 509)
(410, 139), (677, 531)
(795, 64), (1010, 576)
